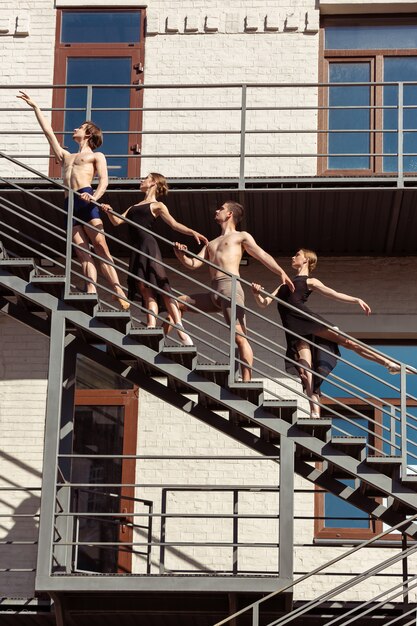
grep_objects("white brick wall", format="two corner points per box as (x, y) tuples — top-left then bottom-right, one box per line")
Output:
(0, 314), (48, 597)
(0, 1), (319, 179)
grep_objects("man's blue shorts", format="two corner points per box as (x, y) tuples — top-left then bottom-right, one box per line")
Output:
(65, 186), (101, 227)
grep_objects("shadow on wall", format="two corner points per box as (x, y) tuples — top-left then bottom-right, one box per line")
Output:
(0, 449), (42, 596)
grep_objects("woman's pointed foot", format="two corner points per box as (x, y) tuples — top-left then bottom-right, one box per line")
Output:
(176, 324), (194, 346)
(112, 294), (130, 311)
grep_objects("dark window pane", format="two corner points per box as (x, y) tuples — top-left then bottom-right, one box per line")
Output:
(62, 11), (141, 44)
(384, 57), (417, 173)
(326, 25), (417, 50)
(76, 354), (133, 390)
(324, 479), (369, 529)
(328, 63), (370, 170)
(65, 58), (132, 177)
(72, 405), (124, 573)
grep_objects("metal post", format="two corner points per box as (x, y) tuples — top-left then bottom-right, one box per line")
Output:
(400, 363), (407, 478)
(54, 335), (78, 573)
(402, 533), (409, 606)
(279, 438), (294, 582)
(398, 82), (404, 188)
(64, 190), (74, 299)
(159, 489), (167, 574)
(239, 85), (247, 190)
(252, 603), (259, 626)
(390, 405), (396, 456)
(232, 490), (238, 575)
(35, 311), (67, 588)
(228, 276), (237, 386)
(86, 84), (93, 120)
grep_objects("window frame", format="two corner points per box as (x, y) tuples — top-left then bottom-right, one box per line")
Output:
(315, 396), (417, 543)
(52, 8), (146, 179)
(319, 15), (417, 177)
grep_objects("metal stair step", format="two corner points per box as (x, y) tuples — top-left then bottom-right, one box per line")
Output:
(262, 399), (298, 422)
(228, 381), (264, 405)
(331, 436), (367, 461)
(194, 364), (230, 387)
(94, 308), (131, 333)
(30, 273), (66, 297)
(0, 258), (36, 281)
(366, 456), (401, 478)
(161, 346), (198, 370)
(295, 418), (333, 441)
(65, 292), (98, 315)
(128, 326), (165, 351)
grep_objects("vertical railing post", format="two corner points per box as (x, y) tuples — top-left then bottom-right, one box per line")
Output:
(64, 190), (74, 299)
(228, 276), (237, 386)
(86, 84), (93, 120)
(252, 603), (259, 626)
(402, 533), (409, 605)
(159, 489), (167, 575)
(400, 363), (407, 478)
(239, 85), (247, 190)
(232, 489), (238, 575)
(397, 81), (404, 188)
(390, 405), (396, 456)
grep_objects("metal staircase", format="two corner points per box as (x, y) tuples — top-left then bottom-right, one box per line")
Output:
(2, 153), (417, 622)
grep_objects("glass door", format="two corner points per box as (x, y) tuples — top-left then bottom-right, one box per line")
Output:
(72, 391), (138, 574)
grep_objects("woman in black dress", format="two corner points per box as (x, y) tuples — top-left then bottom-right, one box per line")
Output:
(102, 173), (207, 345)
(252, 249), (400, 417)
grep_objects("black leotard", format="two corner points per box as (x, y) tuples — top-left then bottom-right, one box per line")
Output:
(126, 203), (172, 306)
(277, 275), (340, 395)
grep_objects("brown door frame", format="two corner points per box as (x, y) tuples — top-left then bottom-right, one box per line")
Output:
(74, 388), (139, 573)
(52, 8), (145, 179)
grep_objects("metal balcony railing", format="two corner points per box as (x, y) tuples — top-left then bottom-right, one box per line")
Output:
(2, 81), (417, 187)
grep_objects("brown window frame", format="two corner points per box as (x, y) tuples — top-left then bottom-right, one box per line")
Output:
(52, 8), (146, 179)
(315, 396), (417, 542)
(318, 16), (417, 177)
(74, 387), (139, 574)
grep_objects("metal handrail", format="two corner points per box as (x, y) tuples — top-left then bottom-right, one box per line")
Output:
(1, 150), (417, 464)
(213, 513), (417, 626)
(3, 80), (417, 189)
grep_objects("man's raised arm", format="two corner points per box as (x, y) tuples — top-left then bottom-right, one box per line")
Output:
(242, 232), (294, 291)
(17, 91), (68, 163)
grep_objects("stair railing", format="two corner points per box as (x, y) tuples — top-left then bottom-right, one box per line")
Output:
(213, 512), (417, 626)
(1, 150), (417, 477)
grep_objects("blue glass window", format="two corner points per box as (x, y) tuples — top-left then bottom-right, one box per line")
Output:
(61, 12), (141, 44)
(383, 57), (417, 173)
(65, 58), (131, 177)
(328, 63), (370, 170)
(324, 479), (370, 529)
(326, 25), (417, 51)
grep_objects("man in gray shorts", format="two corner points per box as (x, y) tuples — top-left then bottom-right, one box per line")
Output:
(173, 201), (294, 381)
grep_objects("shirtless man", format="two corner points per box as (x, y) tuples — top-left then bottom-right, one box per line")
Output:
(17, 91), (129, 309)
(173, 201), (294, 382)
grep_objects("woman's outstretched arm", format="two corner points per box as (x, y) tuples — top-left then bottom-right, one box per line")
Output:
(308, 278), (371, 315)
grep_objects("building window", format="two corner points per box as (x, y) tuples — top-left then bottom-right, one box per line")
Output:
(319, 18), (417, 176)
(71, 356), (139, 574)
(315, 343), (417, 541)
(52, 9), (145, 179)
